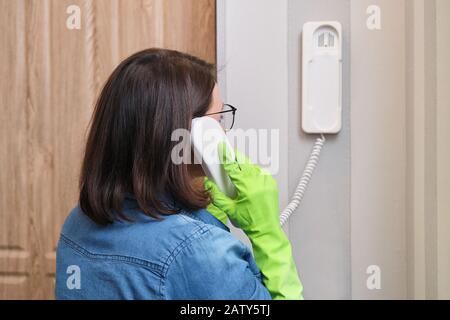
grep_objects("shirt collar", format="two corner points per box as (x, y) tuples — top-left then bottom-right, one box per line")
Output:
(123, 193), (229, 231)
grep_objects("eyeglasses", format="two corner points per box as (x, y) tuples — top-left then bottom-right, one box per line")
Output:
(203, 104), (237, 131)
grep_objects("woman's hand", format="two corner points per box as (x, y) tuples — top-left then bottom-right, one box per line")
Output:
(204, 142), (281, 235)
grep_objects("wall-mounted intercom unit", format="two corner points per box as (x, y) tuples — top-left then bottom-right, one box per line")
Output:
(280, 21), (343, 225)
(302, 21), (342, 134)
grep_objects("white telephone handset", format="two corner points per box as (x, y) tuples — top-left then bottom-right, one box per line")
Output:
(191, 117), (237, 199)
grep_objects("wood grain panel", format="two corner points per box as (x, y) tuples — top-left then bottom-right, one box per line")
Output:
(162, 0), (216, 63)
(0, 0), (31, 300)
(0, 0), (216, 299)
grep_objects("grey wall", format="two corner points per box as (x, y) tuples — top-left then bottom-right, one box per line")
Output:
(217, 0), (447, 299)
(436, 0), (450, 299)
(216, 0), (289, 248)
(287, 0), (352, 300)
(218, 0), (352, 299)
(350, 0), (407, 299)
(405, 0), (450, 299)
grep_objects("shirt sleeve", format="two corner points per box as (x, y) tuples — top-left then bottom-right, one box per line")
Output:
(163, 225), (272, 300)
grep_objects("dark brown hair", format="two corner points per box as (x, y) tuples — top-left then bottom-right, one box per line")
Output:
(79, 48), (215, 225)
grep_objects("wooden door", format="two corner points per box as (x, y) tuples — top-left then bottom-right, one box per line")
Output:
(0, 0), (216, 299)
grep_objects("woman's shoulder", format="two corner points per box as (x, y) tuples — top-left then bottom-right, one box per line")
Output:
(58, 205), (230, 270)
(162, 211), (269, 299)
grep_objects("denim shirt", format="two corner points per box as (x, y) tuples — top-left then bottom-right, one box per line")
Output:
(55, 196), (271, 300)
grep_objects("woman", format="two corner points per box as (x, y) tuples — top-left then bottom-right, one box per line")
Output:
(55, 48), (303, 300)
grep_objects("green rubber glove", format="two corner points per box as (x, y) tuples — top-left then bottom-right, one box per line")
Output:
(204, 143), (304, 300)
(206, 198), (229, 225)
